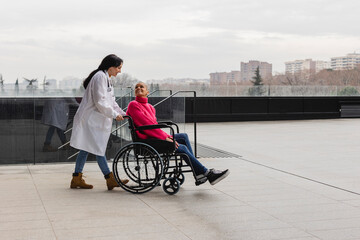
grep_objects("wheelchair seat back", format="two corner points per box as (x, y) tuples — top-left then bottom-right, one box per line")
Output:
(126, 116), (139, 142)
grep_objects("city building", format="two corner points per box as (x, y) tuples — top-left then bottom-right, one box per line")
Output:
(240, 61), (272, 81)
(315, 60), (331, 73)
(209, 72), (227, 85)
(285, 59), (331, 74)
(331, 53), (360, 70)
(285, 59), (316, 74)
(209, 71), (241, 85)
(147, 78), (209, 85)
(227, 71), (241, 84)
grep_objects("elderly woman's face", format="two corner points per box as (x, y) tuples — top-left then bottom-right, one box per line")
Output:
(135, 82), (149, 97)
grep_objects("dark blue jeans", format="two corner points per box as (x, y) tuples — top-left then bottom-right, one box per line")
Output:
(74, 150), (111, 176)
(44, 126), (66, 145)
(174, 133), (207, 175)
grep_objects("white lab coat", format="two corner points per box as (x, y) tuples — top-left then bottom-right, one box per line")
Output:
(70, 70), (125, 156)
(41, 99), (70, 131)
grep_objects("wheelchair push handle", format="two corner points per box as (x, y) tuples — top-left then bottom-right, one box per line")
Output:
(158, 121), (180, 133)
(122, 115), (132, 120)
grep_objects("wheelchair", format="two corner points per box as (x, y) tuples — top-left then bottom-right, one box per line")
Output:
(112, 116), (202, 195)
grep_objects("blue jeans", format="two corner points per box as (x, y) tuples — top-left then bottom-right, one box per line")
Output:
(174, 133), (207, 175)
(45, 126), (66, 145)
(74, 150), (111, 176)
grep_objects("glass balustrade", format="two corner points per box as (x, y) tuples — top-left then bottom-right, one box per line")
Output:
(0, 87), (186, 164)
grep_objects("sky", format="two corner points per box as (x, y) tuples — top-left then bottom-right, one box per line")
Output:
(1, 0), (360, 83)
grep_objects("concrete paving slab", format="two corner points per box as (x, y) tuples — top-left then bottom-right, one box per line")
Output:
(1, 119), (360, 239)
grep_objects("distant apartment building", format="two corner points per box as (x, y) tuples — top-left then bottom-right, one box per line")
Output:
(240, 61), (272, 81)
(331, 53), (360, 70)
(315, 60), (331, 73)
(227, 71), (241, 83)
(285, 59), (316, 74)
(209, 71), (241, 85)
(285, 59), (331, 74)
(209, 72), (227, 85)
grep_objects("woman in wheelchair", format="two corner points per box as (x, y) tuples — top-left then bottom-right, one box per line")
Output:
(126, 82), (229, 185)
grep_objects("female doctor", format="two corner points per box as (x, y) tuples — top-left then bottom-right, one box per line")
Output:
(70, 54), (128, 190)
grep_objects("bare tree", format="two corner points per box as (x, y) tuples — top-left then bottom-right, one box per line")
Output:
(113, 73), (138, 88)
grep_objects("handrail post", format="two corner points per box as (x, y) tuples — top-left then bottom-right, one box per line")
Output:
(193, 91), (197, 158)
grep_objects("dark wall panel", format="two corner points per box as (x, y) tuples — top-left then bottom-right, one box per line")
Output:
(232, 98), (268, 113)
(303, 97), (339, 112)
(185, 96), (353, 122)
(195, 98), (232, 114)
(268, 98), (303, 113)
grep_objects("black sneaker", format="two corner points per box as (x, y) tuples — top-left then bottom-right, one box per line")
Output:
(207, 169), (230, 185)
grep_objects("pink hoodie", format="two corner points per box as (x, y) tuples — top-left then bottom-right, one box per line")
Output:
(126, 96), (170, 140)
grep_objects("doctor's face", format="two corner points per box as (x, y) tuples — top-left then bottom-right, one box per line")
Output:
(135, 82), (149, 98)
(108, 63), (123, 77)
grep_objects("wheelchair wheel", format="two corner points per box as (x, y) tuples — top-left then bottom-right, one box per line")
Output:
(162, 177), (180, 195)
(164, 172), (185, 186)
(113, 142), (163, 194)
(176, 172), (185, 185)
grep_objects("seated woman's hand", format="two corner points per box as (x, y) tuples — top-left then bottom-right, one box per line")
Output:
(165, 137), (179, 149)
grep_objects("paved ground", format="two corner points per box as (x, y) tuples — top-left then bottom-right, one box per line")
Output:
(2, 119), (360, 240)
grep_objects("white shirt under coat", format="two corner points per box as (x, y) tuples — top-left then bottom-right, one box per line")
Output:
(70, 70), (125, 156)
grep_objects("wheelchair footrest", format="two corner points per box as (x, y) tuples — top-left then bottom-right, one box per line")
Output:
(195, 180), (205, 186)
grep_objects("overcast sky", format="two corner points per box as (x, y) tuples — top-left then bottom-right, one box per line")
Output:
(1, 0), (360, 82)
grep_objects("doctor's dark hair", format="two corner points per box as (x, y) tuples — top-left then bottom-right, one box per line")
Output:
(83, 54), (123, 89)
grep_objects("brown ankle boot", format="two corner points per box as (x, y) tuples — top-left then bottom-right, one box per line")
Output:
(105, 172), (129, 190)
(70, 173), (93, 189)
(43, 144), (57, 152)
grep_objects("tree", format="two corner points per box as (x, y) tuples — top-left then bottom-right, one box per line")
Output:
(338, 86), (359, 96)
(148, 83), (160, 92)
(113, 73), (138, 88)
(251, 66), (263, 86)
(248, 67), (266, 96)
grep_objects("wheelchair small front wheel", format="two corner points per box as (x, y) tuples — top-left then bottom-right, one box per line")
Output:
(167, 172), (185, 185)
(162, 177), (180, 195)
(176, 173), (185, 185)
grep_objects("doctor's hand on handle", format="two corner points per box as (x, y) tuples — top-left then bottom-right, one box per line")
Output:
(115, 115), (124, 121)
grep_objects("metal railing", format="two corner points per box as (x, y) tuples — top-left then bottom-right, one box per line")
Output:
(147, 90), (172, 97)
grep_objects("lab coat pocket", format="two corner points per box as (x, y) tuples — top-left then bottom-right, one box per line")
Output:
(88, 111), (111, 131)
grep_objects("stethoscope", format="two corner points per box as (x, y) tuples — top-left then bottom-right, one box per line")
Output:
(103, 70), (113, 92)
